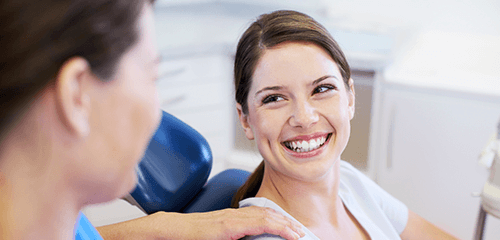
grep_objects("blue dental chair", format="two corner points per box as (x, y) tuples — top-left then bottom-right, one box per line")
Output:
(126, 110), (251, 214)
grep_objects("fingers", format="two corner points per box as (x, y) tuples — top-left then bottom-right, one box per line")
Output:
(259, 207), (305, 240)
(225, 206), (306, 240)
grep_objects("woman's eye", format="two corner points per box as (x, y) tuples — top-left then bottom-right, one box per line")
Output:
(262, 95), (284, 104)
(313, 84), (335, 94)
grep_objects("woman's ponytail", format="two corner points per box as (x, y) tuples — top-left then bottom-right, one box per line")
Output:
(231, 161), (265, 208)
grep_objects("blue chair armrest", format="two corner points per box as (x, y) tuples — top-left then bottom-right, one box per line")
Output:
(182, 168), (250, 213)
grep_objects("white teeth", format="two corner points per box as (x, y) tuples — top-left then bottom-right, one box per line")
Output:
(309, 139), (318, 149)
(284, 135), (329, 153)
(302, 141), (309, 151)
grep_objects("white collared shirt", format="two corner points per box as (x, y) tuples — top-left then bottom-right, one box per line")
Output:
(239, 161), (408, 240)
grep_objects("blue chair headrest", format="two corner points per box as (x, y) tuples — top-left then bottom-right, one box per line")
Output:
(130, 111), (212, 214)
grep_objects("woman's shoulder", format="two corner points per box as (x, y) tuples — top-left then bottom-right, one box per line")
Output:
(238, 198), (320, 240)
(239, 197), (277, 209)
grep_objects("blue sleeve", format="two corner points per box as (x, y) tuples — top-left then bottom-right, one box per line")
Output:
(74, 212), (104, 240)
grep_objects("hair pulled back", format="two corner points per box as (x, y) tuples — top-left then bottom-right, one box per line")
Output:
(231, 10), (351, 208)
(0, 0), (151, 142)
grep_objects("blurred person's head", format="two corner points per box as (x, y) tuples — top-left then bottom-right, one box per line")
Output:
(0, 0), (160, 203)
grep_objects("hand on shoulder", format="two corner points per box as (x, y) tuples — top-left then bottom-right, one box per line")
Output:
(167, 206), (305, 240)
(98, 207), (305, 240)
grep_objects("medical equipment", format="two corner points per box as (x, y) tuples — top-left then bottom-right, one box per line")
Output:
(474, 118), (500, 240)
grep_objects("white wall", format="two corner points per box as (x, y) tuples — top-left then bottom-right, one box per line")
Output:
(320, 0), (500, 36)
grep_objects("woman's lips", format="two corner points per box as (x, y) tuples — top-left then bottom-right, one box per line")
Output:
(282, 133), (332, 153)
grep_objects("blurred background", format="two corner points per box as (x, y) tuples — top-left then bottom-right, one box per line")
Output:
(87, 0), (500, 239)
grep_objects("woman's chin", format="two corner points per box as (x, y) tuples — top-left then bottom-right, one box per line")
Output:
(278, 147), (341, 182)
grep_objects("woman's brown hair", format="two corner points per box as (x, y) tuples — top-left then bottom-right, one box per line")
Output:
(0, 0), (153, 143)
(231, 10), (351, 208)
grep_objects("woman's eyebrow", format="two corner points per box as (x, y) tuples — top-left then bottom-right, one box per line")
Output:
(255, 86), (283, 97)
(254, 75), (339, 96)
(312, 75), (337, 85)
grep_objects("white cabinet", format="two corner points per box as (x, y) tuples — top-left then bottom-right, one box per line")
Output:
(369, 83), (500, 239)
(157, 52), (234, 177)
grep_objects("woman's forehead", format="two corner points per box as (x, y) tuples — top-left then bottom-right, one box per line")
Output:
(251, 42), (341, 89)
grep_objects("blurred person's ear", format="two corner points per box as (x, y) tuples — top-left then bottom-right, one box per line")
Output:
(55, 57), (92, 138)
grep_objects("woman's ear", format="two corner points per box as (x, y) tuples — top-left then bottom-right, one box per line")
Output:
(55, 57), (92, 138)
(347, 78), (355, 120)
(236, 103), (254, 140)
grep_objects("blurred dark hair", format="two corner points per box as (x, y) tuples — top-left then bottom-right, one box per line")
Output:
(231, 10), (351, 208)
(0, 0), (154, 142)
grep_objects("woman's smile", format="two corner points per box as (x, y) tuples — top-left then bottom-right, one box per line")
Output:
(281, 132), (332, 158)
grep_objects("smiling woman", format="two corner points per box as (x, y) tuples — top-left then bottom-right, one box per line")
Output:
(232, 10), (459, 240)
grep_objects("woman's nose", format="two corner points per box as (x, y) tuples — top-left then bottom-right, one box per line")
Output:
(289, 100), (319, 128)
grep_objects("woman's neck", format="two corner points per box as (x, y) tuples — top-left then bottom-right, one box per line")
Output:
(255, 159), (346, 229)
(0, 142), (82, 240)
